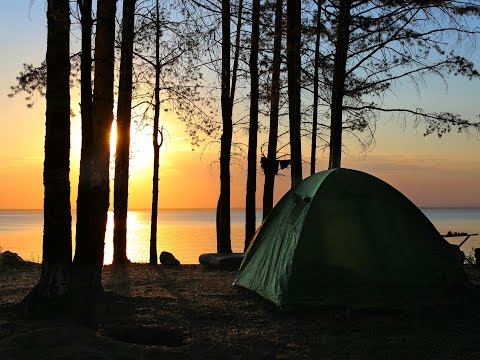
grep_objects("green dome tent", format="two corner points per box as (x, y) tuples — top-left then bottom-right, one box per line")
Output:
(235, 168), (468, 307)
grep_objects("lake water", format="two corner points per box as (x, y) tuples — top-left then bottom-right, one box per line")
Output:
(0, 208), (479, 264)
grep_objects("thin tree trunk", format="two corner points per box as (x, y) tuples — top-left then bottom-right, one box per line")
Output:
(73, 0), (117, 294)
(230, 0), (243, 111)
(245, 0), (260, 249)
(286, 0), (302, 187)
(24, 0), (72, 312)
(311, 1), (321, 175)
(149, 125), (161, 264)
(113, 0), (136, 264)
(150, 0), (161, 265)
(216, 0), (233, 253)
(329, 0), (351, 169)
(262, 0), (283, 220)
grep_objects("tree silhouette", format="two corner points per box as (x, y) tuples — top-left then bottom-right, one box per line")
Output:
(329, 0), (351, 169)
(217, 0), (241, 253)
(286, 0), (303, 185)
(73, 0), (117, 295)
(150, 0), (164, 265)
(310, 0), (322, 174)
(23, 0), (72, 313)
(262, 0), (284, 219)
(113, 0), (136, 265)
(244, 0), (261, 249)
(131, 0), (216, 262)
(322, 0), (480, 168)
(75, 0), (96, 274)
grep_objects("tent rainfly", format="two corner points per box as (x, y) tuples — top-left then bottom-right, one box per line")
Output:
(235, 168), (469, 307)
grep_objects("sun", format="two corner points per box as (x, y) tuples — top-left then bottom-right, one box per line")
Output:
(130, 126), (155, 171)
(110, 120), (154, 172)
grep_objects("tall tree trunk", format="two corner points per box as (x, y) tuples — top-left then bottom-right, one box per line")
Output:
(262, 0), (283, 220)
(245, 0), (260, 250)
(216, 0), (233, 253)
(113, 0), (136, 264)
(286, 0), (302, 187)
(329, 0), (351, 169)
(150, 0), (161, 265)
(75, 0), (93, 275)
(24, 0), (72, 311)
(311, 1), (321, 175)
(73, 0), (117, 294)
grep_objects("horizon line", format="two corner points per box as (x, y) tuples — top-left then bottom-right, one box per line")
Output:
(1, 206), (480, 211)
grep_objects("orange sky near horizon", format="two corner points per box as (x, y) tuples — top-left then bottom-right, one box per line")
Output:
(1, 1), (480, 210)
(1, 92), (479, 210)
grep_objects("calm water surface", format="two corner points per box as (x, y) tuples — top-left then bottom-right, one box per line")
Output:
(0, 208), (479, 264)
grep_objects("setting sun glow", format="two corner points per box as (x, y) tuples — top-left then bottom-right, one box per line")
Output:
(110, 120), (156, 172)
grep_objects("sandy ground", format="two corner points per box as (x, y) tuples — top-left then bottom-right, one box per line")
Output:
(1, 263), (480, 359)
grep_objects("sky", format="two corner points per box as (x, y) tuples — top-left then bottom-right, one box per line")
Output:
(0, 0), (479, 210)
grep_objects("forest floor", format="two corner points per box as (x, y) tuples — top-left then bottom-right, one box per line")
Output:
(1, 262), (480, 359)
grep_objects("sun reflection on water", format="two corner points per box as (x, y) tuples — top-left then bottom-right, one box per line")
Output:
(101, 210), (244, 264)
(2, 209), (478, 265)
(102, 211), (157, 264)
(0, 210), (246, 265)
